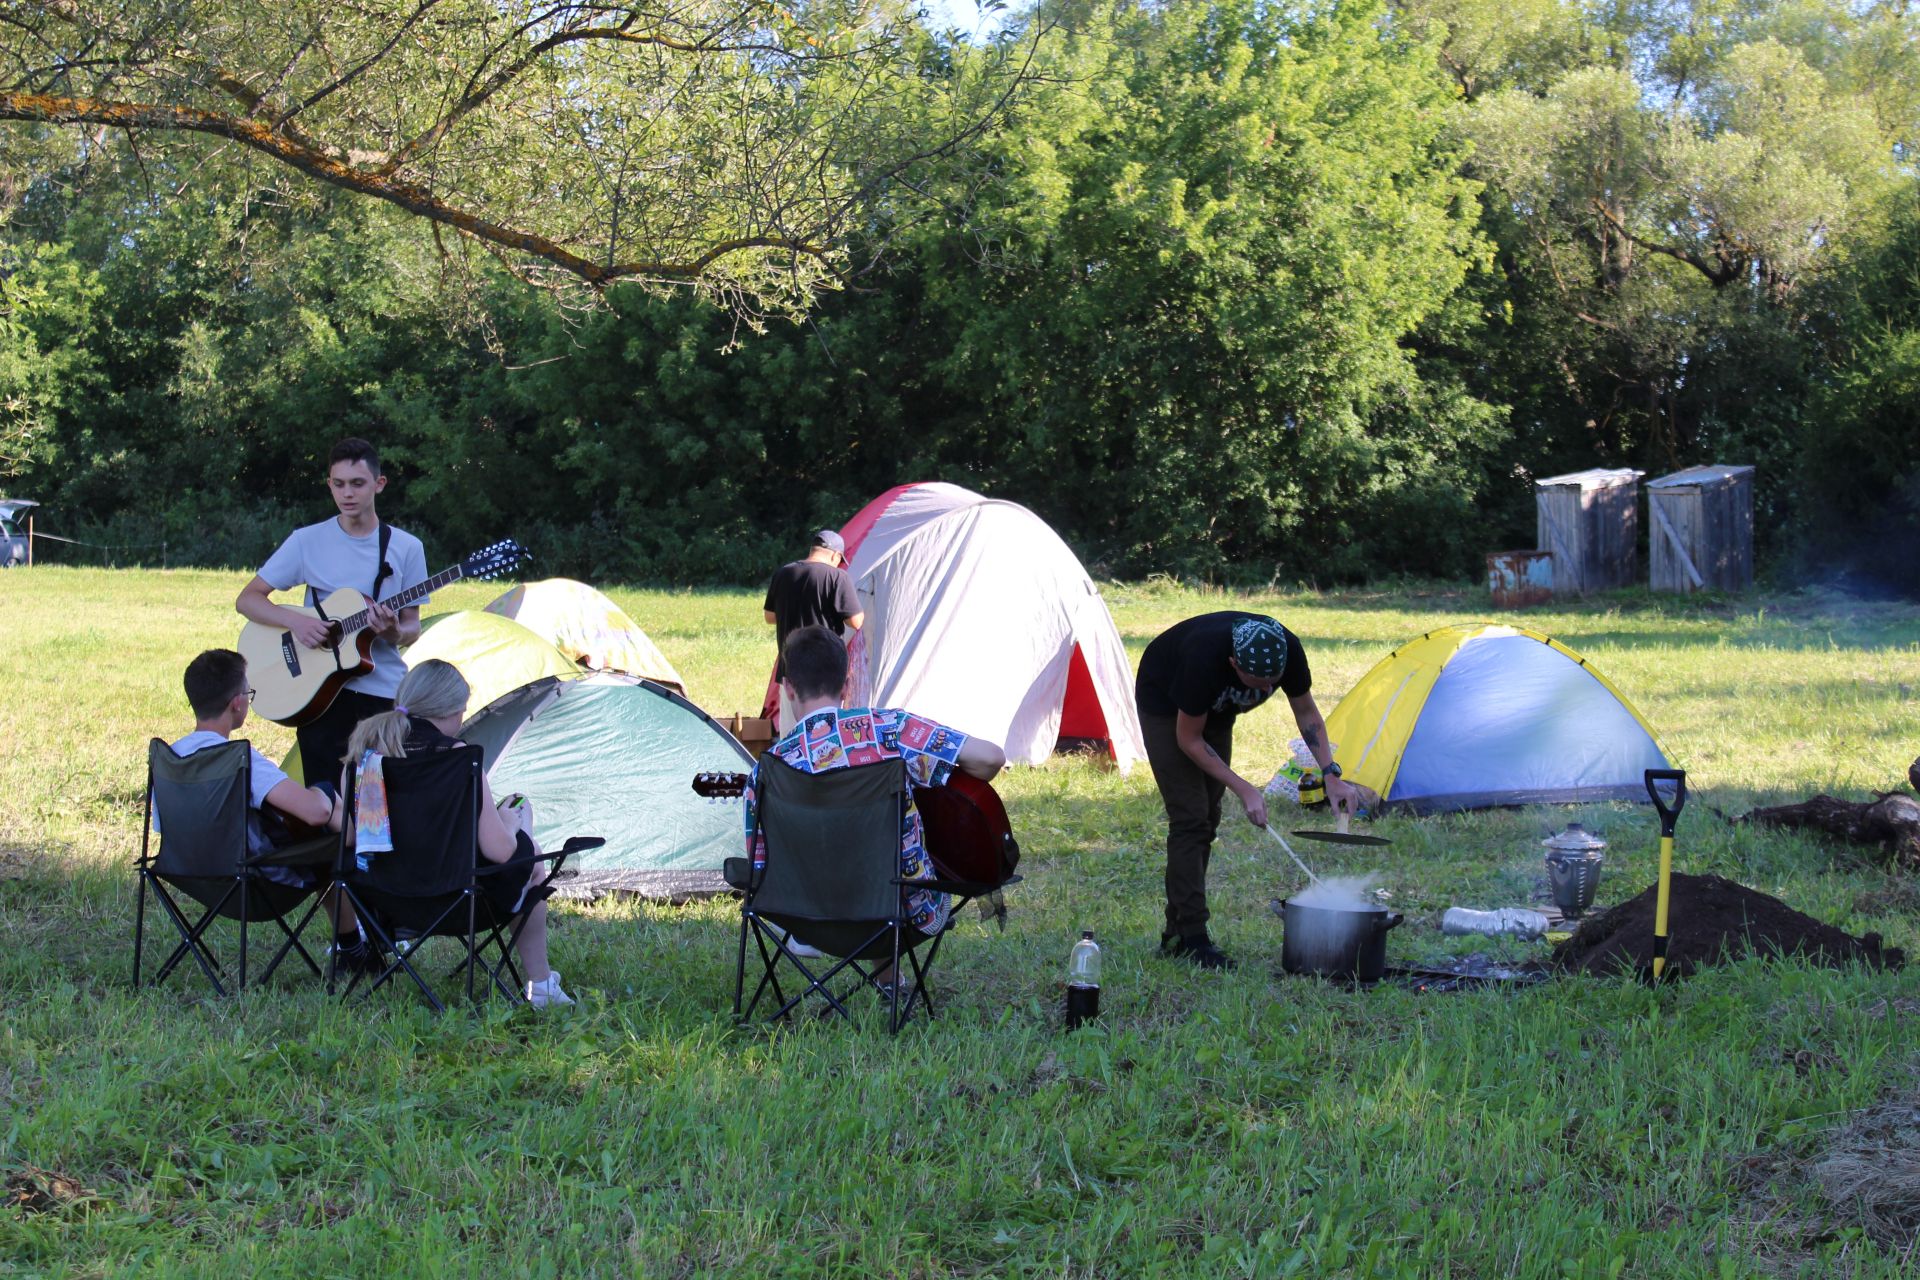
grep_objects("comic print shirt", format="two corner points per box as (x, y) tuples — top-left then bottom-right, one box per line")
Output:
(743, 706), (970, 934)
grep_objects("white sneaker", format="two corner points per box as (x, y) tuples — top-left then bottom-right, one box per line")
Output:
(526, 970), (575, 1008)
(769, 923), (823, 959)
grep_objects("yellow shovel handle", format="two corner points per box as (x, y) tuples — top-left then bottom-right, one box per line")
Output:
(1652, 833), (1674, 979)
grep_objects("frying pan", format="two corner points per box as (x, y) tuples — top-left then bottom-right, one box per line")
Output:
(1290, 829), (1392, 847)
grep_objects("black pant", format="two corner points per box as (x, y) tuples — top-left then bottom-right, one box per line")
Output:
(1140, 711), (1234, 939)
(296, 689), (394, 788)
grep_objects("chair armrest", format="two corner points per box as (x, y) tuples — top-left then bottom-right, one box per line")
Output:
(473, 846), (572, 878)
(558, 837), (606, 855)
(245, 833), (339, 869)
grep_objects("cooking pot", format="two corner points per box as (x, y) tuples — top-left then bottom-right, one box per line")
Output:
(1279, 899), (1405, 983)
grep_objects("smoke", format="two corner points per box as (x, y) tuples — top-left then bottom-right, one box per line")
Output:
(1289, 874), (1381, 911)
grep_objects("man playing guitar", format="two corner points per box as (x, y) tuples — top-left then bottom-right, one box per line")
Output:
(235, 438), (430, 782)
(744, 626), (1005, 976)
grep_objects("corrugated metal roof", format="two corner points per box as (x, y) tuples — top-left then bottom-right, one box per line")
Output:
(1647, 464), (1755, 488)
(1534, 468), (1644, 489)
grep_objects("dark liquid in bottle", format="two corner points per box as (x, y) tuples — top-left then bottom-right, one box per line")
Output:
(1065, 982), (1100, 1029)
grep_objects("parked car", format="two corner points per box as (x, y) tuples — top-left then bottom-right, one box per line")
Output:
(0, 499), (36, 568)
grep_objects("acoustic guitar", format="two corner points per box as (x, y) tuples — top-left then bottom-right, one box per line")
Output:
(691, 768), (1020, 886)
(239, 539), (527, 726)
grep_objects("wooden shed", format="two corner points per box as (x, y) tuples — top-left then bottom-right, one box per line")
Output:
(1646, 464), (1755, 593)
(1534, 468), (1643, 594)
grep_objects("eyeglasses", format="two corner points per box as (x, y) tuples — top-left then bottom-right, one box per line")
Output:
(243, 687), (257, 702)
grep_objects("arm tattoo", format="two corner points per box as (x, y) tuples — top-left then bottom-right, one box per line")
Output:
(1302, 724), (1327, 758)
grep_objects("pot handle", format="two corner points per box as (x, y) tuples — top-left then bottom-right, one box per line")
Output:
(1377, 911), (1405, 934)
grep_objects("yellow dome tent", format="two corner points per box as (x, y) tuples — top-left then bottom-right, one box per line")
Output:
(282, 610), (584, 784)
(485, 578), (685, 694)
(1325, 623), (1670, 814)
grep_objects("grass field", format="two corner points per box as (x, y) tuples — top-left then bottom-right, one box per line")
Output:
(3, 567), (1918, 1277)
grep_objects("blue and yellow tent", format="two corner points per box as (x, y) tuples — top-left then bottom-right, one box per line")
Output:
(1326, 624), (1670, 815)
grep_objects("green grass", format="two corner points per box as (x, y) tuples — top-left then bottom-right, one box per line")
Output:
(3, 567), (1919, 1277)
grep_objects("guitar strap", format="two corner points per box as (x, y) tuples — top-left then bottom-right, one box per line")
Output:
(370, 521), (394, 603)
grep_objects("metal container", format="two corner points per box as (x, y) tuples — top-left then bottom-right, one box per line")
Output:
(1542, 823), (1607, 918)
(1487, 549), (1555, 608)
(1279, 899), (1404, 983)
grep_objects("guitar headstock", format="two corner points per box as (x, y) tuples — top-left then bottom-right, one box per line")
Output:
(691, 771), (749, 799)
(463, 539), (529, 582)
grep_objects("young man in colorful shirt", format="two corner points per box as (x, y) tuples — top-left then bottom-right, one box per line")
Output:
(743, 625), (1004, 945)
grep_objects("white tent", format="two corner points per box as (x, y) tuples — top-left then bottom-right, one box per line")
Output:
(836, 483), (1144, 772)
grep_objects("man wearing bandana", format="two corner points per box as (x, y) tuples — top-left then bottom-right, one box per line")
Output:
(1135, 613), (1357, 969)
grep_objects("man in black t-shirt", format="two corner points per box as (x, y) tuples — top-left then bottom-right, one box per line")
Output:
(1134, 612), (1358, 970)
(763, 530), (865, 729)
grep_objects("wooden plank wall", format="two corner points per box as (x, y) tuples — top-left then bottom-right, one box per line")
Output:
(1651, 472), (1754, 592)
(1539, 480), (1639, 593)
(1535, 487), (1586, 591)
(1589, 481), (1639, 590)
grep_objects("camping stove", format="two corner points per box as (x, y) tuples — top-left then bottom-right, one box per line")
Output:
(1542, 823), (1607, 918)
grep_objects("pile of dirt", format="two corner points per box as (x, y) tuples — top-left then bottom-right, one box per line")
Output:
(1552, 872), (1904, 977)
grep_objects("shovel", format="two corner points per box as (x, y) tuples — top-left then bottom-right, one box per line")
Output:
(1644, 768), (1688, 981)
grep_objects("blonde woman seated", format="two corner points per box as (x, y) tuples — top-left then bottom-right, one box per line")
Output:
(340, 659), (572, 1008)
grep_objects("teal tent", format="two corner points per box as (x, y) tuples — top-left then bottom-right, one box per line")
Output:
(460, 673), (751, 898)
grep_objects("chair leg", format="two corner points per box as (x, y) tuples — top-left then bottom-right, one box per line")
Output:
(743, 918), (789, 1021)
(464, 894), (477, 1005)
(260, 895), (327, 984)
(733, 909), (751, 1020)
(323, 883), (345, 995)
(148, 881), (228, 996)
(903, 944), (935, 1021)
(237, 879), (249, 994)
(888, 921), (904, 1034)
(900, 928), (946, 1023)
(355, 904), (449, 1016)
(133, 870), (151, 989)
(473, 920), (522, 1003)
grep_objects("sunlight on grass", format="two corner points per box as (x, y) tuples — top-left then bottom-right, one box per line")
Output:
(2, 568), (1918, 1275)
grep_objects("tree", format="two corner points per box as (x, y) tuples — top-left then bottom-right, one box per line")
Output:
(906, 0), (1496, 576)
(1423, 0), (1911, 537)
(0, 0), (1041, 324)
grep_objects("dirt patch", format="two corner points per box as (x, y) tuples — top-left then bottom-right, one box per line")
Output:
(0, 843), (29, 881)
(4, 1166), (105, 1217)
(1552, 873), (1904, 977)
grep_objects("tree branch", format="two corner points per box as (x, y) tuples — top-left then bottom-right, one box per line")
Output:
(0, 88), (827, 285)
(1589, 196), (1738, 287)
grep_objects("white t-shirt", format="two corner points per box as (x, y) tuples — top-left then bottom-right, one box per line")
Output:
(258, 518), (429, 698)
(155, 730), (289, 857)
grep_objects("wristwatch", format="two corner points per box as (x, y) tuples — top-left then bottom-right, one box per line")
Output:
(1323, 761), (1343, 779)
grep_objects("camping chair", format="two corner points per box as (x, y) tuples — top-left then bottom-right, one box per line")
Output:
(134, 738), (332, 996)
(327, 744), (602, 1012)
(728, 755), (1011, 1034)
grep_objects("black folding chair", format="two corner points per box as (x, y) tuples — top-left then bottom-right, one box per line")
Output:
(327, 744), (601, 1013)
(134, 738), (331, 996)
(730, 755), (1011, 1034)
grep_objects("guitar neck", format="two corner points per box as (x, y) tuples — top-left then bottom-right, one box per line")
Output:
(333, 565), (465, 634)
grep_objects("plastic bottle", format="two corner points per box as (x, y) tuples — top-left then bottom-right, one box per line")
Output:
(1065, 931), (1101, 1029)
(1440, 907), (1551, 940)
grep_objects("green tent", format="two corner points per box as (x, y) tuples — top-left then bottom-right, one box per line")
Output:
(283, 609), (582, 785)
(459, 673), (752, 898)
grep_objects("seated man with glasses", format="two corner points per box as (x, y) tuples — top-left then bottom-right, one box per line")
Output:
(159, 649), (368, 961)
